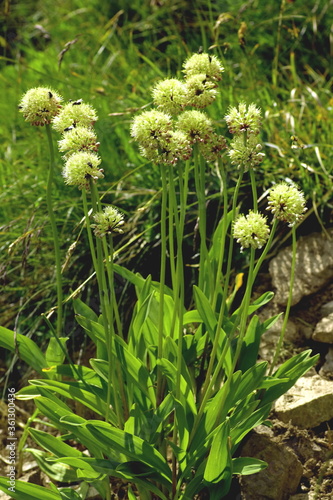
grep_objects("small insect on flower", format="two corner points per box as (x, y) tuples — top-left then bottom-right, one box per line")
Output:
(52, 101), (98, 133)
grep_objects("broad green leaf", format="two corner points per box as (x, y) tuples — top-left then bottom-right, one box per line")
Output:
(91, 338), (156, 407)
(51, 457), (170, 500)
(113, 263), (173, 297)
(163, 336), (194, 392)
(232, 291), (274, 320)
(193, 286), (217, 336)
(45, 337), (68, 368)
(183, 309), (202, 325)
(0, 477), (61, 500)
(29, 428), (82, 458)
(57, 489), (82, 500)
(204, 420), (232, 484)
(238, 315), (260, 372)
(259, 376), (289, 389)
(0, 326), (47, 374)
(51, 363), (105, 388)
(33, 395), (117, 460)
(157, 358), (197, 417)
(74, 314), (105, 344)
(25, 448), (79, 482)
(174, 399), (190, 471)
(233, 362), (267, 405)
(29, 378), (114, 422)
(230, 403), (271, 450)
(86, 420), (172, 483)
(129, 291), (155, 351)
(232, 457), (268, 475)
(146, 393), (174, 444)
(260, 349), (319, 406)
(193, 286), (232, 375)
(73, 299), (99, 323)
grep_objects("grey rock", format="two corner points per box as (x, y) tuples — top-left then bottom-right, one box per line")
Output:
(320, 300), (333, 317)
(240, 428), (303, 500)
(274, 375), (333, 428)
(312, 313), (333, 343)
(319, 346), (333, 379)
(269, 229), (333, 306)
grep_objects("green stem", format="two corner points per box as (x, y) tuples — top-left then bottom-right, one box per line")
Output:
(193, 145), (210, 295)
(198, 167), (244, 404)
(272, 0), (286, 87)
(211, 161), (229, 310)
(269, 225), (297, 375)
(90, 183), (124, 427)
(156, 166), (168, 405)
(171, 160), (189, 493)
(249, 168), (258, 212)
(45, 124), (63, 337)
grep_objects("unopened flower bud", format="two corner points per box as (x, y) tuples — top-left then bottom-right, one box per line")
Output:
(183, 53), (224, 83)
(63, 152), (103, 190)
(52, 100), (98, 133)
(58, 126), (99, 158)
(228, 135), (265, 170)
(18, 87), (62, 126)
(176, 110), (213, 143)
(225, 103), (261, 135)
(152, 79), (187, 115)
(233, 211), (270, 251)
(92, 206), (125, 237)
(267, 182), (307, 226)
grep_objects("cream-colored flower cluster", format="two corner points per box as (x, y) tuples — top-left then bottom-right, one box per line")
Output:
(19, 88), (125, 236)
(53, 98), (102, 190)
(131, 52), (226, 164)
(225, 103), (265, 171)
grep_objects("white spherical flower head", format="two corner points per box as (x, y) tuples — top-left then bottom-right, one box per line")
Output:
(92, 206), (125, 238)
(199, 133), (227, 162)
(52, 100), (98, 133)
(131, 110), (172, 148)
(183, 53), (224, 83)
(176, 110), (213, 143)
(152, 79), (187, 115)
(225, 103), (262, 135)
(184, 74), (218, 108)
(233, 211), (270, 251)
(58, 126), (100, 158)
(19, 87), (63, 126)
(228, 135), (265, 170)
(63, 151), (103, 190)
(139, 130), (192, 165)
(267, 182), (307, 226)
